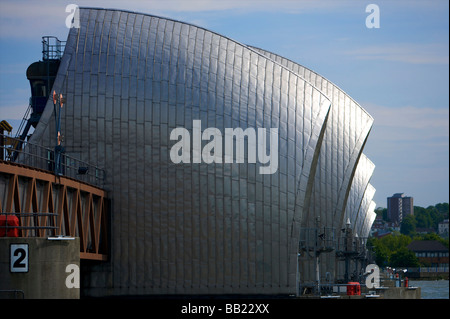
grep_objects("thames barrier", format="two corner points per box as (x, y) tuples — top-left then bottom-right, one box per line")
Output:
(1, 7), (382, 299)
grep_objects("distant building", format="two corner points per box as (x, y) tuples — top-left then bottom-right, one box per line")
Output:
(407, 240), (449, 268)
(370, 215), (385, 234)
(416, 227), (436, 235)
(387, 193), (413, 225)
(370, 214), (399, 237)
(439, 219), (449, 237)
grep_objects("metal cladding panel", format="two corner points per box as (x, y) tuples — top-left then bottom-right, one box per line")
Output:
(29, 8), (331, 296)
(354, 184), (376, 237)
(344, 154), (375, 231)
(252, 47), (374, 285)
(361, 201), (377, 238)
(250, 47), (374, 233)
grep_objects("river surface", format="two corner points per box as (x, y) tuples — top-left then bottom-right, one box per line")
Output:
(409, 280), (449, 299)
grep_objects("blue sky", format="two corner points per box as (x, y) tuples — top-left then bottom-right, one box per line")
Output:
(0, 0), (448, 208)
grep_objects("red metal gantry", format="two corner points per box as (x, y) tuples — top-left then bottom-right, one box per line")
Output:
(0, 161), (108, 261)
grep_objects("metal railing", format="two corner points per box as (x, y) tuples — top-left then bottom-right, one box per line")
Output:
(407, 267), (449, 273)
(42, 36), (66, 60)
(299, 227), (336, 254)
(298, 228), (370, 256)
(336, 236), (369, 257)
(299, 282), (378, 297)
(13, 102), (33, 140)
(1, 133), (106, 188)
(1, 212), (58, 237)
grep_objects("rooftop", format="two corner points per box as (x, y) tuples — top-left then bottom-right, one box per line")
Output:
(407, 240), (449, 252)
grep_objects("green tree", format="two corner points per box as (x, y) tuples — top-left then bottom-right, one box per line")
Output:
(380, 233), (411, 251)
(428, 204), (449, 229)
(416, 207), (433, 229)
(435, 203), (449, 216)
(374, 207), (388, 221)
(369, 203), (449, 269)
(389, 247), (420, 268)
(368, 234), (413, 268)
(400, 215), (416, 236)
(367, 237), (389, 267)
(412, 203), (449, 230)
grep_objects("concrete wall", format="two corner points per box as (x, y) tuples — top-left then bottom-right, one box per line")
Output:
(374, 286), (421, 299)
(0, 237), (80, 299)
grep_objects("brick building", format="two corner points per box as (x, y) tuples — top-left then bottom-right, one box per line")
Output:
(407, 240), (449, 268)
(387, 193), (413, 225)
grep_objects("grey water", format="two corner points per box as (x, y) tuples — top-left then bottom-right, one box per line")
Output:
(409, 280), (449, 299)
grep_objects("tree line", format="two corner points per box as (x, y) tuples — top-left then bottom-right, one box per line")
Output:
(375, 202), (448, 236)
(367, 203), (449, 268)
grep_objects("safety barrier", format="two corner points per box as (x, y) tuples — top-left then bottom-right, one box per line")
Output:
(1, 133), (105, 188)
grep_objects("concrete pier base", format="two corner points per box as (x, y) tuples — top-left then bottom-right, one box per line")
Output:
(372, 286), (421, 299)
(0, 237), (80, 299)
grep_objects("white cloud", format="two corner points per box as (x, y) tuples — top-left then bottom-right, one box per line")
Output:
(344, 43), (449, 65)
(365, 104), (449, 137)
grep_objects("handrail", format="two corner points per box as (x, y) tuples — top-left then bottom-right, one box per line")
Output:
(1, 212), (58, 237)
(1, 133), (106, 188)
(407, 267), (449, 273)
(42, 36), (66, 60)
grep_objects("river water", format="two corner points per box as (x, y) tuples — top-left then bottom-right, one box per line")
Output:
(409, 280), (449, 299)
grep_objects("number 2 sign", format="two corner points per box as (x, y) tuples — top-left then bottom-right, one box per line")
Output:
(10, 244), (29, 273)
